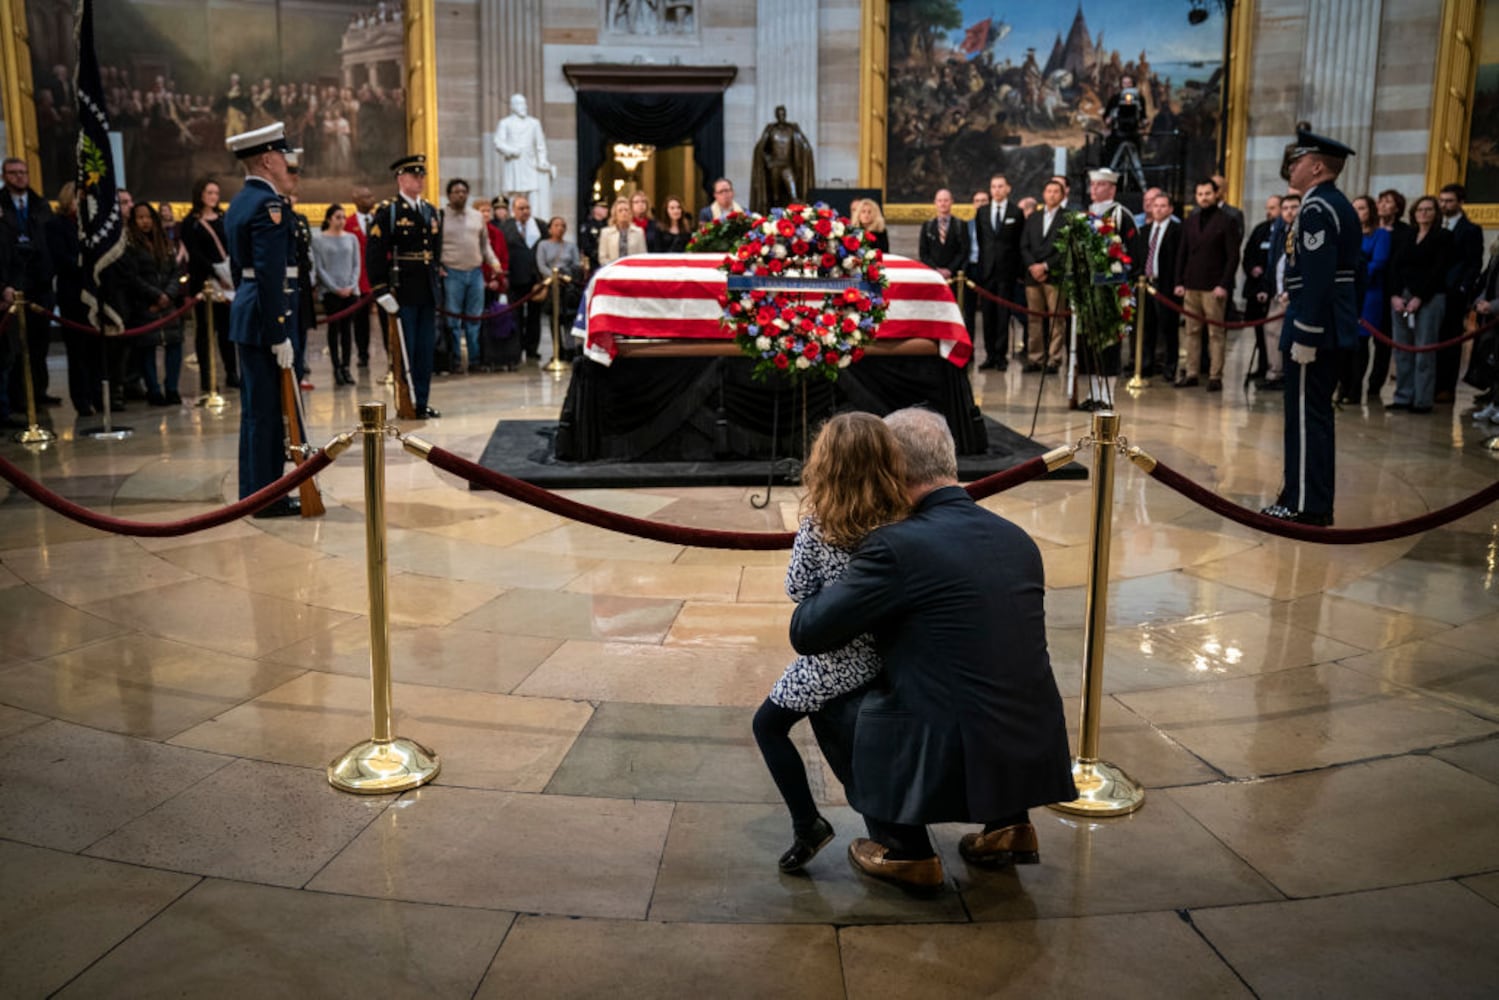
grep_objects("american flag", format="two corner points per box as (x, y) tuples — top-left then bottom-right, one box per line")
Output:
(578, 254), (971, 366)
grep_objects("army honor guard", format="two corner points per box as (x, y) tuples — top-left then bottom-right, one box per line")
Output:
(1262, 129), (1361, 526)
(366, 154), (443, 419)
(224, 122), (302, 517)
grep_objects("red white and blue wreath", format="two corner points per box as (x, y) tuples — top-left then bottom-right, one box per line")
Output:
(716, 203), (888, 382)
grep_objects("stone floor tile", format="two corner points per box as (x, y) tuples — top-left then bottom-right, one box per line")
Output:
(648, 802), (968, 924)
(86, 758), (391, 887)
(544, 702), (841, 804)
(1191, 882), (1499, 999)
(1169, 756), (1499, 898)
(423, 506), (566, 548)
(1041, 524), (1257, 589)
(1427, 612), (1499, 656)
(839, 911), (1249, 998)
(1058, 695), (1221, 787)
(261, 617), (560, 694)
(1186, 537), (1413, 601)
(0, 702), (48, 739)
(54, 879), (513, 1000)
(1432, 737), (1499, 787)
(1268, 592), (1451, 651)
(238, 556), (502, 627)
(1461, 872), (1499, 907)
(938, 796), (1279, 920)
(0, 536), (198, 604)
(1044, 571), (1270, 630)
(736, 564), (794, 603)
(0, 586), (129, 663)
(79, 577), (356, 659)
(170, 671), (591, 792)
(383, 534), (598, 590)
(453, 587), (682, 643)
(477, 915), (843, 1000)
(511, 522), (686, 563)
(0, 720), (230, 851)
(1330, 558), (1499, 625)
(514, 640), (787, 707)
(564, 560), (743, 601)
(1340, 640), (1499, 720)
(1116, 663), (1498, 778)
(308, 785), (672, 918)
(154, 532), (328, 585)
(0, 634), (304, 740)
(0, 840), (198, 999)
(665, 601), (794, 652)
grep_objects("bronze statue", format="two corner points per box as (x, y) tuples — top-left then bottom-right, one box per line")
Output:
(750, 106), (815, 213)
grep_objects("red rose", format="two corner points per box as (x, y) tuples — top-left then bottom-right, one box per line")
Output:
(798, 318), (814, 333)
(803, 342), (821, 359)
(730, 261), (746, 275)
(750, 290), (767, 302)
(729, 301), (744, 315)
(777, 219), (796, 237)
(716, 293), (730, 307)
(866, 264), (882, 280)
(820, 312), (836, 326)
(814, 219), (833, 237)
(791, 239), (809, 256)
(851, 347), (866, 362)
(821, 253), (837, 269)
(841, 316), (858, 334)
(816, 207), (832, 218)
(756, 307), (776, 325)
(774, 353), (790, 370)
(842, 236), (862, 252)
(788, 203), (807, 215)
(866, 231), (878, 244)
(842, 288), (860, 304)
(767, 259), (785, 274)
(825, 351), (840, 364)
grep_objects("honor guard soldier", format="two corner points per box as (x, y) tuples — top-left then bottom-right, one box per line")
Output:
(366, 154), (443, 418)
(284, 148), (317, 388)
(224, 122), (301, 517)
(1262, 128), (1360, 526)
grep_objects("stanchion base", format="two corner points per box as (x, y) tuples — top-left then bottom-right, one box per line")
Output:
(1048, 758), (1146, 817)
(328, 736), (441, 794)
(542, 359), (568, 376)
(13, 425), (56, 445)
(1125, 375), (1149, 391)
(81, 426), (134, 440)
(199, 392), (229, 413)
(1483, 435), (1499, 453)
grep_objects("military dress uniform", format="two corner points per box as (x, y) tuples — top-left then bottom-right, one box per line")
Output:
(366, 155), (442, 417)
(1267, 130), (1361, 525)
(224, 123), (300, 511)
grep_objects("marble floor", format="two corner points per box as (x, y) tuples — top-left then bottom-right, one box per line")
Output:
(1, 337), (1497, 999)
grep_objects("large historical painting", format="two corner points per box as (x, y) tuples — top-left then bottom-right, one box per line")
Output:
(1468, 0), (1499, 205)
(25, 0), (408, 202)
(885, 0), (1227, 205)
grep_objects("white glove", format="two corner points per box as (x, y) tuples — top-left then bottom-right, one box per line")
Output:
(376, 293), (400, 314)
(1290, 342), (1317, 366)
(272, 339), (295, 369)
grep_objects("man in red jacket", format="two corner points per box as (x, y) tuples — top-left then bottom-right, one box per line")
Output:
(1173, 178), (1240, 391)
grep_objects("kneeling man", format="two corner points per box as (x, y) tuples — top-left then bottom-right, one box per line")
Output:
(792, 408), (1076, 891)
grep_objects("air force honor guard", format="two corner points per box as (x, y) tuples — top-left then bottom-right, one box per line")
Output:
(1262, 129), (1360, 526)
(225, 122), (301, 517)
(366, 154), (443, 418)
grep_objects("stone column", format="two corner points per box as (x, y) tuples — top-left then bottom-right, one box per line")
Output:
(755, 0), (820, 185)
(480, 0), (543, 198)
(1297, 0), (1383, 194)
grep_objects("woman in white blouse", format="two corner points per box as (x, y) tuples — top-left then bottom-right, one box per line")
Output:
(597, 197), (647, 265)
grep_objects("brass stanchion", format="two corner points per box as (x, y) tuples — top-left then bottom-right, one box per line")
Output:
(1126, 275), (1149, 391)
(1050, 410), (1145, 817)
(543, 273), (571, 377)
(200, 283), (228, 413)
(9, 295), (56, 447)
(327, 401), (441, 794)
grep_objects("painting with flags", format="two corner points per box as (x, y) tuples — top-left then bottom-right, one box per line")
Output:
(73, 0), (125, 331)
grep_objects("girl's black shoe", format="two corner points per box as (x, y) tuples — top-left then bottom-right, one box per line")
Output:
(778, 816), (835, 872)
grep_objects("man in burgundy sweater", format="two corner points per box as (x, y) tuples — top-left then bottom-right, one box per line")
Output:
(1174, 178), (1241, 390)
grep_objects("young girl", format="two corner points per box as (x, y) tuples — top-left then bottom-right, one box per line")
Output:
(753, 412), (910, 871)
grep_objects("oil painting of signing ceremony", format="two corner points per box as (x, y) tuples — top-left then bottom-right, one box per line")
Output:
(2, 0), (1499, 996)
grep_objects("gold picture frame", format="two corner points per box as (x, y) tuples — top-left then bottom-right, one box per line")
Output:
(1430, 0), (1494, 225)
(860, 0), (1255, 225)
(0, 0), (441, 224)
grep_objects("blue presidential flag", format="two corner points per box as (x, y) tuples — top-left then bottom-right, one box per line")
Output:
(74, 0), (125, 330)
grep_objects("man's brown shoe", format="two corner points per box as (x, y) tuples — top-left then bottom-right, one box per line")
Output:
(847, 838), (945, 893)
(958, 823), (1041, 867)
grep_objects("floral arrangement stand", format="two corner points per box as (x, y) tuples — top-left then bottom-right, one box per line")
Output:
(1053, 211), (1135, 409)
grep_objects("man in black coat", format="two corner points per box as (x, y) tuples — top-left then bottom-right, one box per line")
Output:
(1, 157), (56, 419)
(1241, 195), (1282, 382)
(1435, 183), (1484, 401)
(791, 408), (1076, 892)
(1020, 179), (1068, 372)
(973, 174), (1024, 370)
(1134, 192), (1183, 379)
(502, 195), (542, 363)
(917, 189), (969, 282)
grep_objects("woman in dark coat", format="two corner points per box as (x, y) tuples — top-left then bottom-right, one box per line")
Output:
(181, 177), (238, 392)
(45, 183), (102, 416)
(1387, 196), (1453, 413)
(122, 202), (187, 406)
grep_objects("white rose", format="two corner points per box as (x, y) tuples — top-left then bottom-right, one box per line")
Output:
(832, 222), (845, 237)
(755, 336), (772, 350)
(821, 332), (836, 346)
(838, 355), (852, 368)
(762, 221), (775, 235)
(795, 356), (811, 369)
(842, 256), (858, 270)
(759, 244), (771, 257)
(773, 244), (787, 258)
(774, 318), (789, 330)
(1110, 262), (1123, 274)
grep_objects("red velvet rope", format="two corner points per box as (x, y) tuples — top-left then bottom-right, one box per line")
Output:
(36, 297), (202, 338)
(966, 281), (1072, 319)
(434, 284), (546, 323)
(320, 292), (378, 325)
(1145, 459), (1499, 544)
(0, 450), (333, 537)
(1360, 315), (1499, 353)
(424, 447), (1054, 550)
(1147, 288), (1285, 329)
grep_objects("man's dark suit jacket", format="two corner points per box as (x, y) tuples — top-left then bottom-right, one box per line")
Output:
(790, 486), (1076, 825)
(1241, 217), (1277, 300)
(918, 215), (970, 276)
(974, 200), (1024, 287)
(501, 218), (538, 288)
(1135, 216), (1182, 295)
(1020, 207), (1065, 285)
(0, 189), (54, 299)
(1447, 214), (1484, 305)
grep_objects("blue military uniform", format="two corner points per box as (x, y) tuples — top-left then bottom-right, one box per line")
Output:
(365, 155), (442, 417)
(224, 126), (299, 505)
(1269, 130), (1361, 524)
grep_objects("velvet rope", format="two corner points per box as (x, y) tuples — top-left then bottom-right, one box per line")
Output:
(1145, 458), (1499, 544)
(433, 284), (547, 323)
(966, 281), (1073, 319)
(36, 296), (201, 338)
(425, 446), (1056, 550)
(0, 450), (334, 537)
(320, 291), (379, 325)
(1360, 315), (1499, 353)
(1146, 288), (1284, 329)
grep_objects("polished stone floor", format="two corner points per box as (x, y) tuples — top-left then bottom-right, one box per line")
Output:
(1, 336), (1497, 999)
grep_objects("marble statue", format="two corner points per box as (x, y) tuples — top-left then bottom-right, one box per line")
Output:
(494, 93), (556, 220)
